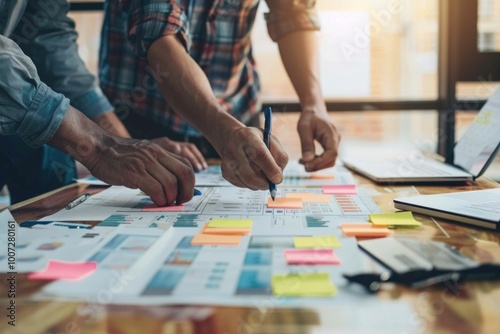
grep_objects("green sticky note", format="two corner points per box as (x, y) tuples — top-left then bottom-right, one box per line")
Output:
(293, 236), (342, 248)
(207, 218), (253, 228)
(369, 211), (422, 227)
(272, 273), (337, 297)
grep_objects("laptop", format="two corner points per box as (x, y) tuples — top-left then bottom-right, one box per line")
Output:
(342, 88), (500, 183)
(394, 188), (500, 230)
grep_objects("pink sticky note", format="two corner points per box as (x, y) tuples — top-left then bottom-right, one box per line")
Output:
(284, 249), (340, 265)
(142, 204), (185, 212)
(267, 197), (303, 209)
(191, 233), (242, 245)
(28, 260), (97, 281)
(322, 184), (357, 195)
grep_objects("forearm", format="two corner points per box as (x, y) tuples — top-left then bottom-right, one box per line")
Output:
(277, 30), (326, 113)
(146, 35), (243, 154)
(92, 111), (131, 138)
(48, 105), (109, 168)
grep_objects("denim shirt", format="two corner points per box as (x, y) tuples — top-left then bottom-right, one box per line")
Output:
(0, 0), (112, 148)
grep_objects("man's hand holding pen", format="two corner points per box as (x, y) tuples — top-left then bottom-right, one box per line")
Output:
(219, 126), (287, 191)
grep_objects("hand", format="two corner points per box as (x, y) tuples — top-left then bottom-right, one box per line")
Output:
(219, 127), (288, 190)
(85, 137), (195, 206)
(297, 110), (341, 172)
(151, 137), (207, 172)
(48, 106), (195, 206)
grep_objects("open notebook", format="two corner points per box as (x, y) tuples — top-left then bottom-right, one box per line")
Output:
(342, 88), (500, 183)
(394, 188), (500, 230)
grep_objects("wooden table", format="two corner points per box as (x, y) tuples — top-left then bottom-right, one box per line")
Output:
(2, 175), (500, 334)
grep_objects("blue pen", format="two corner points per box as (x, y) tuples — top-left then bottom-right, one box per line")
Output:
(263, 107), (277, 200)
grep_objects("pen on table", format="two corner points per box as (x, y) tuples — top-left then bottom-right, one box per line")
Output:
(65, 193), (90, 210)
(263, 107), (277, 201)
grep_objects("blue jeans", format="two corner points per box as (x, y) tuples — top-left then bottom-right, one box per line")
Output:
(0, 135), (76, 204)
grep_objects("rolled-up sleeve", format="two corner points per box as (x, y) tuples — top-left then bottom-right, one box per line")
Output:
(264, 0), (321, 42)
(12, 0), (112, 119)
(126, 0), (191, 58)
(0, 36), (69, 148)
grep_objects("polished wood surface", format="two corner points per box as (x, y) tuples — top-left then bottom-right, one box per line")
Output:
(2, 173), (500, 334)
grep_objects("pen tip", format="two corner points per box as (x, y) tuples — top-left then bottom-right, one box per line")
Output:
(270, 190), (276, 201)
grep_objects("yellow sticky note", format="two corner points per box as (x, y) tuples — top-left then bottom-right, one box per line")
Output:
(190, 233), (242, 245)
(285, 193), (331, 203)
(369, 211), (422, 227)
(293, 236), (342, 248)
(272, 273), (337, 297)
(207, 218), (253, 228)
(267, 197), (303, 209)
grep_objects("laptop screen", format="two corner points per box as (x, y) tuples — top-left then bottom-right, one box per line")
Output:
(453, 88), (500, 178)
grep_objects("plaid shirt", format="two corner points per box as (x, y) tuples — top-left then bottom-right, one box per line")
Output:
(99, 0), (320, 137)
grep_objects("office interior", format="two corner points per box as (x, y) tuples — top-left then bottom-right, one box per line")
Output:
(1, 0), (499, 207)
(1, 1), (500, 333)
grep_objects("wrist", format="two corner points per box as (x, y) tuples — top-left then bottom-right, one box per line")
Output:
(208, 109), (246, 155)
(48, 106), (114, 170)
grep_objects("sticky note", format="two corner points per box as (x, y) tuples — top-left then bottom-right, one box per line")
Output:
(202, 226), (251, 235)
(284, 249), (340, 265)
(207, 218), (253, 228)
(272, 273), (337, 297)
(369, 211), (422, 227)
(322, 184), (357, 194)
(293, 236), (341, 248)
(310, 173), (335, 180)
(285, 193), (331, 203)
(267, 197), (303, 209)
(191, 233), (241, 245)
(340, 223), (393, 237)
(28, 260), (97, 281)
(142, 204), (185, 212)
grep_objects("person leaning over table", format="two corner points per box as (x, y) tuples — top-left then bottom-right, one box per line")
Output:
(0, 0), (286, 203)
(0, 0), (210, 205)
(99, 0), (336, 182)
(0, 34), (198, 206)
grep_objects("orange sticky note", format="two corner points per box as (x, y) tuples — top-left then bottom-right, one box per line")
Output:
(310, 173), (335, 180)
(285, 192), (331, 203)
(284, 249), (340, 265)
(202, 226), (251, 235)
(340, 223), (393, 237)
(322, 184), (357, 195)
(191, 233), (241, 245)
(142, 204), (185, 212)
(267, 197), (303, 209)
(28, 260), (97, 281)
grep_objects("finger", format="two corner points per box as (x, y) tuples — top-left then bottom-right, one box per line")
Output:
(221, 161), (248, 188)
(157, 154), (195, 204)
(297, 121), (316, 162)
(270, 134), (289, 173)
(153, 137), (182, 155)
(184, 143), (207, 171)
(303, 128), (340, 171)
(145, 144), (195, 205)
(302, 154), (336, 172)
(249, 141), (283, 186)
(179, 145), (203, 171)
(146, 159), (179, 205)
(136, 173), (171, 207)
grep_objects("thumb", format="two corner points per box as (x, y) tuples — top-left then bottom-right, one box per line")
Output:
(298, 123), (315, 162)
